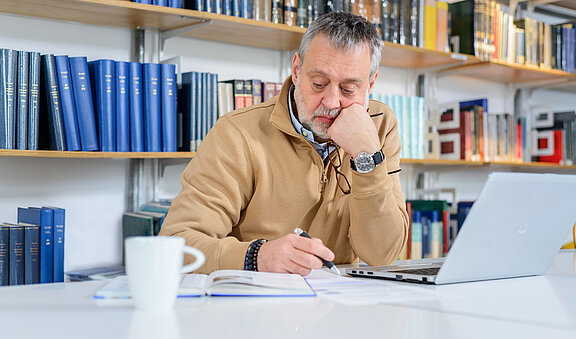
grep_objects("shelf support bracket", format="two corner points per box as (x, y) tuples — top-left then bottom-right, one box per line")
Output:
(160, 20), (212, 51)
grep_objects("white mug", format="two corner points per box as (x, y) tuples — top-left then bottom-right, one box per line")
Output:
(125, 236), (205, 311)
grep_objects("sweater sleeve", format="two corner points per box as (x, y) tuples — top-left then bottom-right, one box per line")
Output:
(347, 103), (409, 266)
(159, 115), (255, 274)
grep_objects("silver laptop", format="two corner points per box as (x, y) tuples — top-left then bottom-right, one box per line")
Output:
(347, 172), (576, 284)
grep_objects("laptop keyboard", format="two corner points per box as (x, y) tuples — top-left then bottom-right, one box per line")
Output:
(388, 267), (441, 276)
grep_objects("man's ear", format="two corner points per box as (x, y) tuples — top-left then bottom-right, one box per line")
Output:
(368, 69), (379, 95)
(292, 53), (301, 85)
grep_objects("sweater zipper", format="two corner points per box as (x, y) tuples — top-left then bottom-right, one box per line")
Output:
(320, 166), (328, 193)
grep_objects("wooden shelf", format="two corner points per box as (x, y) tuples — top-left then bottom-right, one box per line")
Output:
(439, 60), (576, 84)
(401, 158), (576, 171)
(381, 42), (479, 69)
(0, 149), (195, 159)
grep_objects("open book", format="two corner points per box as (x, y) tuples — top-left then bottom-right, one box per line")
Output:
(94, 270), (316, 298)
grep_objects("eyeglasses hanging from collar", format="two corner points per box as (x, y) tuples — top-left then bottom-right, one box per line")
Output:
(326, 141), (351, 195)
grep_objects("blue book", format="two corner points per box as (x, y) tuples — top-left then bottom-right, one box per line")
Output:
(42, 54), (67, 151)
(143, 63), (162, 152)
(55, 55), (81, 151)
(161, 63), (177, 152)
(18, 207), (54, 283)
(28, 52), (41, 150)
(8, 224), (24, 285)
(0, 48), (18, 149)
(0, 224), (10, 286)
(168, 0), (182, 7)
(69, 57), (99, 151)
(460, 98), (488, 112)
(135, 0), (153, 3)
(222, 0), (231, 15)
(128, 62), (144, 152)
(180, 71), (197, 151)
(16, 51), (29, 150)
(231, 0), (240, 17)
(89, 59), (116, 152)
(23, 223), (40, 284)
(115, 61), (130, 152)
(203, 0), (212, 13)
(44, 207), (65, 283)
(153, 0), (168, 5)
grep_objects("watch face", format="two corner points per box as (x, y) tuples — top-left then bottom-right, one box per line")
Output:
(355, 152), (375, 173)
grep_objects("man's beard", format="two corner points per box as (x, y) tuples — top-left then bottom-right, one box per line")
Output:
(293, 79), (371, 143)
(294, 81), (340, 142)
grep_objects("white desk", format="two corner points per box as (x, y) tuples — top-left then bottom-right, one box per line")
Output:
(1, 250), (575, 339)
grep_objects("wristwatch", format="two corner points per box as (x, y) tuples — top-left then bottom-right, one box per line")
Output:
(350, 150), (385, 173)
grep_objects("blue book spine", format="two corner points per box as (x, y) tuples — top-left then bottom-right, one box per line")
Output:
(9, 224), (24, 285)
(89, 60), (116, 152)
(180, 72), (194, 151)
(0, 48), (18, 149)
(231, 0), (240, 17)
(19, 207), (54, 283)
(23, 223), (40, 284)
(42, 54), (67, 151)
(222, 0), (231, 16)
(128, 62), (144, 152)
(143, 63), (162, 152)
(46, 207), (65, 283)
(240, 0), (248, 18)
(69, 57), (99, 151)
(16, 51), (29, 150)
(0, 224), (9, 286)
(203, 0), (212, 12)
(201, 72), (208, 140)
(168, 0), (182, 7)
(55, 55), (81, 151)
(116, 61), (130, 152)
(135, 0), (153, 3)
(28, 52), (41, 150)
(161, 63), (177, 152)
(212, 0), (221, 13)
(153, 0), (168, 5)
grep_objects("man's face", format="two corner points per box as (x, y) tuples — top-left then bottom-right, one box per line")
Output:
(292, 34), (377, 142)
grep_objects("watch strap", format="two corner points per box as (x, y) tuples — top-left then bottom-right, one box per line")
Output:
(350, 149), (385, 171)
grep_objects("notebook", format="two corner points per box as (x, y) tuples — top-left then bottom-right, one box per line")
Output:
(347, 172), (576, 284)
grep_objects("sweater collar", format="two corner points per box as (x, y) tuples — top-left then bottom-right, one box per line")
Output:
(270, 76), (301, 137)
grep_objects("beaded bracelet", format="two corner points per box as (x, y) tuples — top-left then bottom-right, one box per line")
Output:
(244, 239), (267, 271)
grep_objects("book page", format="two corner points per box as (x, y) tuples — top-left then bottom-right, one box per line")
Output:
(93, 274), (208, 299)
(205, 270), (315, 296)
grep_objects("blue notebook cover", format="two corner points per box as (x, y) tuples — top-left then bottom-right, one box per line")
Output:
(115, 61), (130, 152)
(42, 54), (67, 151)
(16, 50), (29, 150)
(9, 224), (24, 285)
(55, 55), (81, 151)
(70, 56), (99, 151)
(128, 62), (144, 152)
(23, 223), (40, 284)
(28, 52), (41, 150)
(161, 63), (177, 152)
(89, 59), (116, 152)
(0, 224), (9, 286)
(44, 207), (65, 283)
(18, 207), (54, 283)
(143, 63), (162, 152)
(0, 48), (18, 149)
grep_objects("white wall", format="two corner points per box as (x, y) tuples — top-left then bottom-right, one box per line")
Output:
(1, 11), (573, 270)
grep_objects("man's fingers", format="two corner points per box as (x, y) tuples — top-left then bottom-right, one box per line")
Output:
(291, 234), (335, 262)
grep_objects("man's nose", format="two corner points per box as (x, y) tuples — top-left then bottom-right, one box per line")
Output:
(321, 85), (342, 111)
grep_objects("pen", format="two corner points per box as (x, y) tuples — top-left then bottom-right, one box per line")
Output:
(294, 228), (341, 275)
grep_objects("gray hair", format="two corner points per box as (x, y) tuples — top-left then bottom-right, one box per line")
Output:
(298, 12), (383, 77)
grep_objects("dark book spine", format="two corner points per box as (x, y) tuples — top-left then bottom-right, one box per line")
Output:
(51, 208), (65, 283)
(143, 63), (162, 152)
(409, 0), (419, 47)
(297, 0), (307, 27)
(161, 63), (177, 152)
(128, 62), (144, 152)
(201, 72), (208, 140)
(89, 60), (116, 152)
(168, 0), (182, 7)
(222, 0), (231, 15)
(42, 54), (67, 151)
(210, 73), (218, 132)
(69, 57), (99, 151)
(16, 51), (29, 150)
(9, 224), (24, 285)
(0, 48), (18, 149)
(55, 55), (81, 151)
(398, 0), (407, 45)
(381, 0), (390, 42)
(28, 52), (41, 150)
(251, 79), (262, 105)
(115, 61), (130, 152)
(243, 79), (253, 107)
(180, 71), (196, 151)
(271, 0), (283, 23)
(389, 0), (399, 44)
(203, 0), (212, 13)
(213, 0), (222, 14)
(0, 225), (9, 286)
(231, 0), (240, 16)
(24, 223), (40, 284)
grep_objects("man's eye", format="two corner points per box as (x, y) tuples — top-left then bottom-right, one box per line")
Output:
(342, 88), (355, 95)
(313, 83), (325, 89)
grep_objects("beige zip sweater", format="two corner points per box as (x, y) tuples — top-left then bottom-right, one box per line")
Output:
(159, 77), (409, 274)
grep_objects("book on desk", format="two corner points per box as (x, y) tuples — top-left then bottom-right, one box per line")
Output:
(94, 270), (316, 298)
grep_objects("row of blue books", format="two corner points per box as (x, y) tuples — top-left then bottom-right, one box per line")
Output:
(132, 0), (183, 8)
(0, 206), (65, 286)
(371, 93), (426, 160)
(0, 47), (178, 152)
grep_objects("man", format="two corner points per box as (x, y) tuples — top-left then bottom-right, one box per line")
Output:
(159, 12), (409, 275)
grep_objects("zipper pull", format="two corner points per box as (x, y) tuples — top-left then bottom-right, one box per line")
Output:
(320, 168), (328, 193)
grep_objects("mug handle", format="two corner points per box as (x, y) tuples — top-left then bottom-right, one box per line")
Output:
(181, 246), (206, 273)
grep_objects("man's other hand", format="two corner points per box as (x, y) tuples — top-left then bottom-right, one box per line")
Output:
(256, 234), (335, 276)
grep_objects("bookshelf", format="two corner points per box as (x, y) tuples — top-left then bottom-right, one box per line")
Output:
(0, 150), (195, 159)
